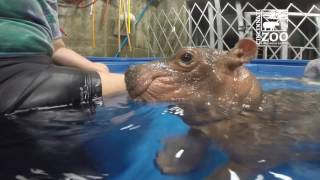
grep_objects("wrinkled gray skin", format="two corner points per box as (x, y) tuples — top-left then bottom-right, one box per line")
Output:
(125, 39), (320, 179)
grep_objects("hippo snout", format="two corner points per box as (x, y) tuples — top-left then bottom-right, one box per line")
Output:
(125, 66), (139, 93)
(124, 38), (262, 111)
(125, 65), (152, 99)
(125, 62), (170, 100)
(125, 61), (190, 102)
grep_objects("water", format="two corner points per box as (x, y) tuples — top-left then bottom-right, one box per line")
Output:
(1, 76), (320, 180)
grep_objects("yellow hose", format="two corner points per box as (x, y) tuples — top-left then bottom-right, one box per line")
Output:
(118, 0), (122, 51)
(123, 0), (132, 51)
(128, 0), (131, 33)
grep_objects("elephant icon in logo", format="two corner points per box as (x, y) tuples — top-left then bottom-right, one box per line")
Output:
(263, 21), (280, 31)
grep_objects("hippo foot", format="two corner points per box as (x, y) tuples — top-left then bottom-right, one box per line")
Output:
(155, 135), (209, 174)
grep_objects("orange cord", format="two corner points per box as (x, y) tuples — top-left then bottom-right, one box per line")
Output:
(91, 0), (96, 48)
(100, 0), (110, 27)
(77, 0), (98, 8)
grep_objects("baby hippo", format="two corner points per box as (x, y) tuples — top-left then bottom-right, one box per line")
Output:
(125, 39), (320, 179)
(125, 38), (262, 114)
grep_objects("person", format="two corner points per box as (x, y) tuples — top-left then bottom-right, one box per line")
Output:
(0, 0), (126, 116)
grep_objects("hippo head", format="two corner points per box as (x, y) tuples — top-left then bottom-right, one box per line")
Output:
(125, 39), (263, 125)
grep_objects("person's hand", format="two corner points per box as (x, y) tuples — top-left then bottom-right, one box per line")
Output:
(94, 62), (110, 73)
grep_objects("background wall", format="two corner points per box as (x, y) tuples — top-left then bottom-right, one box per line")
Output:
(58, 0), (186, 57)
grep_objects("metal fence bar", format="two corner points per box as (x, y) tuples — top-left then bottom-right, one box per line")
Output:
(147, 1), (320, 59)
(236, 1), (245, 38)
(280, 19), (288, 59)
(316, 16), (320, 58)
(214, 0), (223, 49)
(208, 4), (215, 48)
(244, 12), (253, 38)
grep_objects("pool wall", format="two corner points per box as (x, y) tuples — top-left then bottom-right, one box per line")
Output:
(89, 57), (309, 77)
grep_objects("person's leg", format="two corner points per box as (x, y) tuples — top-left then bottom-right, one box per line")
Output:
(0, 56), (103, 115)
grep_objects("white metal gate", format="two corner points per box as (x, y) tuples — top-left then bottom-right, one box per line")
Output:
(147, 1), (320, 60)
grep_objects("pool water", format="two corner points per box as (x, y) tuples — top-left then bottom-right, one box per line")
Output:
(85, 77), (320, 180)
(2, 60), (320, 180)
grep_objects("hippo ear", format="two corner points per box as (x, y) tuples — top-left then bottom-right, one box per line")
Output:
(226, 38), (257, 70)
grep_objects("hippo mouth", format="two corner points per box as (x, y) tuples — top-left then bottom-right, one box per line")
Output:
(126, 72), (186, 102)
(133, 76), (182, 102)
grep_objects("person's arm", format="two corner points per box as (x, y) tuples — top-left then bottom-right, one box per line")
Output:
(52, 38), (127, 96)
(52, 38), (109, 73)
(98, 72), (127, 97)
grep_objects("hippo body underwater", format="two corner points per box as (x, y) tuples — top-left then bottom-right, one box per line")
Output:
(125, 39), (320, 179)
(304, 59), (320, 80)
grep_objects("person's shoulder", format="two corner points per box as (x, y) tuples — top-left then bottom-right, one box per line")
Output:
(43, 0), (58, 9)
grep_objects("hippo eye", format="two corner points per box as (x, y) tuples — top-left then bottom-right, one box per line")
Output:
(180, 52), (193, 64)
